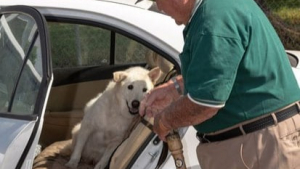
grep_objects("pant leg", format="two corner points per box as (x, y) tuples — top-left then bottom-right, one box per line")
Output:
(275, 113), (300, 169)
(196, 114), (300, 169)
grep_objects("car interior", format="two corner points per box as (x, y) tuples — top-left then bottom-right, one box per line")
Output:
(31, 21), (179, 169)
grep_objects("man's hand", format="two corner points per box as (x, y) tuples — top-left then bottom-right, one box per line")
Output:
(139, 75), (184, 141)
(139, 81), (178, 117)
(153, 112), (171, 142)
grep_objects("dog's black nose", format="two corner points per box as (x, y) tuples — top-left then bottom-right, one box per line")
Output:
(131, 100), (140, 108)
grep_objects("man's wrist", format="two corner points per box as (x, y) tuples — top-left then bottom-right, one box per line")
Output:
(171, 76), (182, 95)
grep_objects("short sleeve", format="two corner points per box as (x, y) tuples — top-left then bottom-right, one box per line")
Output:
(183, 34), (244, 106)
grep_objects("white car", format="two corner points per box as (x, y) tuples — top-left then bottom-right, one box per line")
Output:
(0, 0), (299, 169)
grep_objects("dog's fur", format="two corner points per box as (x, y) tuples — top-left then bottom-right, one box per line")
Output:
(65, 66), (160, 169)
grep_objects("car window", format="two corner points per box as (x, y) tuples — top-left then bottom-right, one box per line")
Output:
(115, 33), (148, 64)
(0, 13), (43, 114)
(48, 22), (150, 68)
(48, 22), (111, 68)
(11, 38), (43, 114)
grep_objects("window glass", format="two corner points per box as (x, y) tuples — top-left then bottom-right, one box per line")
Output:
(115, 33), (150, 64)
(48, 22), (110, 68)
(0, 13), (38, 113)
(11, 38), (43, 114)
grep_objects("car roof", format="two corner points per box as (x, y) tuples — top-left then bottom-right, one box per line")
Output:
(1, 0), (184, 63)
(95, 0), (159, 11)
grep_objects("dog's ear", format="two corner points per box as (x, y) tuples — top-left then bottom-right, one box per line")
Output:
(148, 67), (161, 84)
(113, 71), (128, 83)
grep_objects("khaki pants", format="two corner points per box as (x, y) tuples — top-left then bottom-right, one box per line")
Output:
(196, 114), (300, 169)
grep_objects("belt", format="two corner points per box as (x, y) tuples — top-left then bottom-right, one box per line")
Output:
(197, 102), (300, 143)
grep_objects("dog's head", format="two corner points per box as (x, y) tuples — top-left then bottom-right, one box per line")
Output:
(113, 66), (160, 116)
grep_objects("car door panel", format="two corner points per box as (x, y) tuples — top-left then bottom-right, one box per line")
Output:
(0, 5), (52, 169)
(0, 118), (36, 169)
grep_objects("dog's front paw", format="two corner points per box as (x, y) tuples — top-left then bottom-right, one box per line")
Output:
(65, 159), (79, 169)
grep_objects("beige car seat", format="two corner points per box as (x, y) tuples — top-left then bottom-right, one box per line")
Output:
(109, 116), (154, 169)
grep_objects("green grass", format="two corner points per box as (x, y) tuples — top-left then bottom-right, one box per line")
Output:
(274, 8), (300, 26)
(261, 0), (300, 49)
(265, 0), (300, 10)
(266, 0), (300, 26)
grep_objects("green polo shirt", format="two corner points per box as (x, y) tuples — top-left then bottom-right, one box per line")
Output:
(180, 0), (300, 133)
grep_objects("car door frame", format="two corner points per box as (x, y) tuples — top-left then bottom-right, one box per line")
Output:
(0, 5), (52, 169)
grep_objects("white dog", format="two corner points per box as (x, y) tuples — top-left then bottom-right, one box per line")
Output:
(65, 66), (160, 169)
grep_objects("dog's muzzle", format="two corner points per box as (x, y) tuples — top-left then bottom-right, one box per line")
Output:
(126, 100), (140, 115)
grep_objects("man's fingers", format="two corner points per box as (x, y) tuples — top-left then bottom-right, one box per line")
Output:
(139, 93), (156, 117)
(159, 134), (167, 142)
(153, 114), (169, 142)
(139, 91), (157, 116)
(144, 91), (159, 107)
(146, 107), (154, 117)
(139, 99), (147, 116)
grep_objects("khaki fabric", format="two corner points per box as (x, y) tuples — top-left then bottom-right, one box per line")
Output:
(196, 114), (300, 169)
(33, 140), (94, 169)
(39, 110), (84, 148)
(47, 80), (109, 111)
(109, 117), (154, 169)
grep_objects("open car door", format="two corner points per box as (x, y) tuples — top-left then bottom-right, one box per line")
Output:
(0, 5), (52, 169)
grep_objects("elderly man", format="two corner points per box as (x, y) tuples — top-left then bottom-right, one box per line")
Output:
(139, 0), (300, 168)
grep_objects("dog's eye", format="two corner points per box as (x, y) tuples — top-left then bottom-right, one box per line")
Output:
(143, 88), (147, 92)
(128, 85), (133, 90)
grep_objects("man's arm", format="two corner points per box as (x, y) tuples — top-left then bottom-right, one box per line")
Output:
(154, 96), (219, 141)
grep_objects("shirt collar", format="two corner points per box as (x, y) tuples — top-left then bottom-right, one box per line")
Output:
(188, 0), (203, 23)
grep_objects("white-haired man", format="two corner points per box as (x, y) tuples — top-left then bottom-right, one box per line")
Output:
(139, 0), (300, 168)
